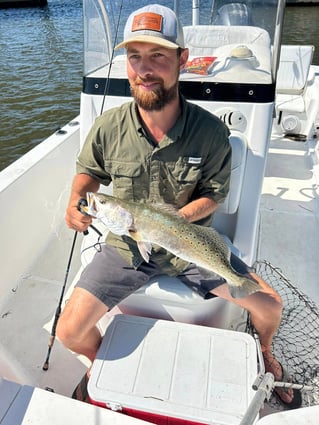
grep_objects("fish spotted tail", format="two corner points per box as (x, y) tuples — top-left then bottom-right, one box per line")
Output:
(228, 277), (262, 299)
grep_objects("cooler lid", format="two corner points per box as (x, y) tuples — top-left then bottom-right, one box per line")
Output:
(88, 315), (258, 424)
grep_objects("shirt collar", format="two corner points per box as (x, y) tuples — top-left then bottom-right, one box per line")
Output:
(131, 94), (188, 144)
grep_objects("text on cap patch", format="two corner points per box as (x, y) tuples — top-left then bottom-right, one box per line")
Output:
(132, 12), (163, 33)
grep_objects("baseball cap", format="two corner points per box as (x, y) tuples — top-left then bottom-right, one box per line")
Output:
(115, 4), (185, 50)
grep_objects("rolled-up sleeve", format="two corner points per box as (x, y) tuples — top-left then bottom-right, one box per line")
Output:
(197, 123), (232, 203)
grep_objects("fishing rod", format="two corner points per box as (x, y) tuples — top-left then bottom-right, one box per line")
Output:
(42, 230), (78, 371)
(43, 0), (123, 370)
(99, 0), (123, 115)
(42, 199), (102, 371)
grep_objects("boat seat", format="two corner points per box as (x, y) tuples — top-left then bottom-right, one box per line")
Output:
(276, 45), (314, 96)
(276, 45), (314, 114)
(182, 25), (272, 83)
(81, 231), (246, 331)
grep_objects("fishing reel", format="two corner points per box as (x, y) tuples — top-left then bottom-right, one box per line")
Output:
(77, 198), (102, 237)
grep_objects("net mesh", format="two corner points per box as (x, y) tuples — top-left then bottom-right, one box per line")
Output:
(253, 260), (319, 409)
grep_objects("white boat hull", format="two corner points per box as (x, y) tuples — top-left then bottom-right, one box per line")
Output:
(1, 0), (319, 423)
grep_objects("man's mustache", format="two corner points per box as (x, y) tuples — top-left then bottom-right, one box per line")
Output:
(134, 77), (164, 85)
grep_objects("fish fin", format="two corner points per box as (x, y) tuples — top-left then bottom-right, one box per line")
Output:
(197, 267), (262, 300)
(156, 203), (180, 215)
(150, 202), (187, 220)
(128, 228), (141, 241)
(228, 277), (262, 299)
(128, 230), (152, 263)
(97, 217), (130, 236)
(197, 267), (217, 279)
(137, 241), (152, 263)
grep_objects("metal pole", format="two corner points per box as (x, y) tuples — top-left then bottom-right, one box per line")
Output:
(239, 373), (274, 425)
(192, 0), (199, 25)
(272, 0), (286, 82)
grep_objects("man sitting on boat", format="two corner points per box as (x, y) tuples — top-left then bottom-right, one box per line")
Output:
(56, 3), (301, 409)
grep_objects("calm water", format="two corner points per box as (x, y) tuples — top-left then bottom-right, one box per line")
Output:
(0, 0), (83, 170)
(0, 1), (319, 171)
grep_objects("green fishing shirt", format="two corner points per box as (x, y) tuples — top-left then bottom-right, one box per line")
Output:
(77, 96), (231, 275)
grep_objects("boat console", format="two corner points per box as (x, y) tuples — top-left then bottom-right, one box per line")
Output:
(80, 0), (284, 266)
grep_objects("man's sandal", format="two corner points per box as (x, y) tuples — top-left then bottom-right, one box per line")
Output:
(273, 363), (302, 409)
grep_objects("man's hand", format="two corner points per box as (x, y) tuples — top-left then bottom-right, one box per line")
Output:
(65, 174), (100, 232)
(65, 201), (93, 233)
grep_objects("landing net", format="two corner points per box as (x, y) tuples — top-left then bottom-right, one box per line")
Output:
(254, 260), (319, 409)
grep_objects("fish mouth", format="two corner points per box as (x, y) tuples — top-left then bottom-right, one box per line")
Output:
(81, 192), (98, 217)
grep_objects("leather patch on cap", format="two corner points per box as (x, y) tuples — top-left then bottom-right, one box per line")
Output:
(132, 12), (163, 33)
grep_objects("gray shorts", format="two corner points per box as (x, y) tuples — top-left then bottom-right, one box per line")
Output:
(76, 244), (252, 309)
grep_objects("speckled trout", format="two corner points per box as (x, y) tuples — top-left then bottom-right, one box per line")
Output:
(83, 192), (262, 299)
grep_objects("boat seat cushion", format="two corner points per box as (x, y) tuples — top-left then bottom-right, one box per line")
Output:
(276, 93), (306, 114)
(276, 45), (314, 95)
(183, 25), (271, 54)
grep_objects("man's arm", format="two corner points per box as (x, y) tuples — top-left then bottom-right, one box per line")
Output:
(178, 196), (219, 223)
(65, 173), (100, 232)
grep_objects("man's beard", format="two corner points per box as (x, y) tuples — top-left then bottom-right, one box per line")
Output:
(130, 78), (179, 111)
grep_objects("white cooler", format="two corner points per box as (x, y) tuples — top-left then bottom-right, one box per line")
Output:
(88, 315), (258, 425)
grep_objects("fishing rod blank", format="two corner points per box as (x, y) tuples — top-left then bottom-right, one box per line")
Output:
(42, 230), (78, 371)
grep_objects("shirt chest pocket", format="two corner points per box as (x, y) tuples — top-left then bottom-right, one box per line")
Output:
(104, 160), (148, 200)
(163, 158), (202, 205)
(165, 157), (201, 183)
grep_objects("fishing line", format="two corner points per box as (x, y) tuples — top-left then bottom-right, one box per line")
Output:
(81, 240), (105, 255)
(99, 0), (124, 115)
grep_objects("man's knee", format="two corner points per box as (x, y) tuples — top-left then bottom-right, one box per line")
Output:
(263, 287), (283, 317)
(56, 287), (108, 346)
(249, 273), (283, 313)
(56, 310), (80, 346)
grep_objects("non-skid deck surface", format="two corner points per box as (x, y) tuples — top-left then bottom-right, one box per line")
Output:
(259, 137), (319, 305)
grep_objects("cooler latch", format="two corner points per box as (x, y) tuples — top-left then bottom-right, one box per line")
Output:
(106, 401), (122, 412)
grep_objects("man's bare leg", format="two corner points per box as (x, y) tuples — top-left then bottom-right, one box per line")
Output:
(56, 287), (109, 362)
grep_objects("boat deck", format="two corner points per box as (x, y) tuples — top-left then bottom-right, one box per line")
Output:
(0, 224), (87, 396)
(0, 133), (318, 403)
(259, 136), (319, 305)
